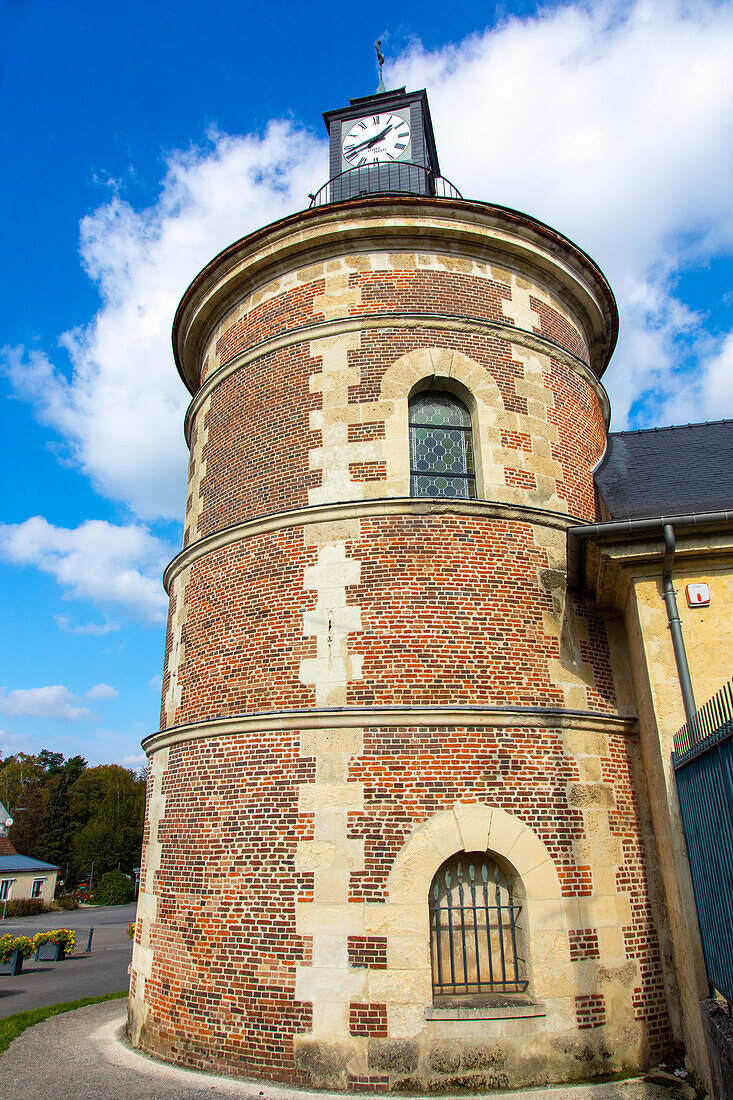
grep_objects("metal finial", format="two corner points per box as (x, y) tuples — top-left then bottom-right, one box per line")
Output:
(375, 39), (386, 93)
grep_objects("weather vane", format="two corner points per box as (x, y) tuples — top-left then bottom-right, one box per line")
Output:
(375, 39), (386, 93)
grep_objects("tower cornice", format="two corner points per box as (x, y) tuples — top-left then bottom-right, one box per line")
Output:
(172, 197), (619, 394)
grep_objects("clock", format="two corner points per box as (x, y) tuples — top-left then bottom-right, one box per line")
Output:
(342, 112), (411, 167)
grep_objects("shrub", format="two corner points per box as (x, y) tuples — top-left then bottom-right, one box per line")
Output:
(54, 894), (79, 911)
(3, 899), (50, 918)
(126, 921), (136, 940)
(92, 870), (133, 906)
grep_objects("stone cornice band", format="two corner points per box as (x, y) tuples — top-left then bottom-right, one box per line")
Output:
(184, 310), (611, 444)
(164, 497), (583, 593)
(173, 198), (619, 389)
(143, 705), (638, 755)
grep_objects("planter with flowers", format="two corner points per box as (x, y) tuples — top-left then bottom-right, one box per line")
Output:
(0, 934), (36, 975)
(33, 928), (76, 962)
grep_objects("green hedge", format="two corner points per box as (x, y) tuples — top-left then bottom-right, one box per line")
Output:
(92, 870), (134, 906)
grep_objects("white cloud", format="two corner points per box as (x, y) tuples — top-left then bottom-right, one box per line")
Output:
(387, 0), (733, 427)
(86, 683), (118, 700)
(0, 686), (93, 722)
(0, 730), (32, 756)
(56, 614), (120, 635)
(148, 674), (162, 692)
(1, 122), (325, 521)
(0, 517), (170, 624)
(116, 752), (147, 771)
(657, 332), (733, 424)
(3, 1), (733, 530)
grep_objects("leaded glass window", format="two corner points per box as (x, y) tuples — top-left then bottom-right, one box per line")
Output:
(409, 392), (476, 499)
(430, 853), (527, 999)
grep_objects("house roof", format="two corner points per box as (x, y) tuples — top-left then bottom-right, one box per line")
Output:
(0, 855), (59, 874)
(595, 420), (733, 519)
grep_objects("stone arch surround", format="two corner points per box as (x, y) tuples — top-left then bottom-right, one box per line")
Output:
(383, 801), (569, 1009)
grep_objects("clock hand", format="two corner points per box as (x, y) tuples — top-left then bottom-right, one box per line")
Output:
(366, 124), (393, 147)
(344, 125), (393, 157)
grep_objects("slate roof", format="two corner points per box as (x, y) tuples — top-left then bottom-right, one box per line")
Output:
(595, 420), (733, 520)
(0, 855), (58, 874)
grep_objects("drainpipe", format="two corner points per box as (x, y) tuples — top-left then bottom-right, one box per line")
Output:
(661, 524), (696, 725)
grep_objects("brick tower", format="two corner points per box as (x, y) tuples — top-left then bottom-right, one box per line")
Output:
(128, 87), (676, 1089)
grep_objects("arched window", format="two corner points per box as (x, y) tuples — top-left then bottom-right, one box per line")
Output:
(409, 391), (476, 499)
(430, 852), (527, 1000)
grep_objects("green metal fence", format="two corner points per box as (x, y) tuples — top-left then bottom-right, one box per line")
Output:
(672, 679), (733, 1002)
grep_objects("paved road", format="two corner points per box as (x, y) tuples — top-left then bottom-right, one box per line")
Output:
(0, 1000), (699, 1100)
(0, 904), (134, 1017)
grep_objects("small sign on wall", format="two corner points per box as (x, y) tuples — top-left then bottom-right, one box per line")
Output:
(686, 582), (711, 607)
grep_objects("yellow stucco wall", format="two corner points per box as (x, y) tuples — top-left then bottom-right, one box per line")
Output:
(618, 549), (733, 1086)
(0, 869), (57, 906)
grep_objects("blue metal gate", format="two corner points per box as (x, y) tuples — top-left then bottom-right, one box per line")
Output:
(672, 679), (733, 1002)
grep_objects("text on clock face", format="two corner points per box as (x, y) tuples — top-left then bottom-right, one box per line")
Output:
(342, 113), (411, 165)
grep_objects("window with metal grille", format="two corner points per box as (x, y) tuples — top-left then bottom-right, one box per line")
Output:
(409, 391), (476, 499)
(429, 852), (527, 999)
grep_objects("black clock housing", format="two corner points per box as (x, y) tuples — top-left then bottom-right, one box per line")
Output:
(322, 87), (440, 202)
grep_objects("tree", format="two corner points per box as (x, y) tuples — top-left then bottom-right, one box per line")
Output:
(37, 750), (65, 778)
(69, 765), (145, 877)
(63, 755), (87, 786)
(0, 754), (145, 880)
(38, 776), (71, 868)
(1, 754), (47, 858)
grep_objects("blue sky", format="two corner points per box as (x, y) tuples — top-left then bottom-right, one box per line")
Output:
(1, 0), (733, 768)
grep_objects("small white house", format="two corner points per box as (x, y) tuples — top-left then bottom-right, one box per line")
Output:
(0, 800), (58, 907)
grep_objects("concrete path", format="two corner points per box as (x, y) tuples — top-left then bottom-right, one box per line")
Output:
(0, 904), (135, 1016)
(0, 1000), (700, 1100)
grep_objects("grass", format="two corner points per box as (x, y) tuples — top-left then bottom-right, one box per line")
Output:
(0, 990), (127, 1056)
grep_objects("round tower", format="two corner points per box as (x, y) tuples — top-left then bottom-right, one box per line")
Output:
(129, 92), (675, 1091)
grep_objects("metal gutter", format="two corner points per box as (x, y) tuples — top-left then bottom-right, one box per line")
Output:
(567, 508), (733, 727)
(566, 509), (733, 592)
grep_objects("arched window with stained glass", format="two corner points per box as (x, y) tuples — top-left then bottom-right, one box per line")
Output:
(409, 391), (476, 499)
(429, 852), (527, 1001)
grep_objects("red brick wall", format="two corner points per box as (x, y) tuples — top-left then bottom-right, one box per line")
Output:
(211, 278), (326, 376)
(207, 268), (588, 381)
(576, 993), (606, 1029)
(137, 228), (670, 1086)
(190, 324), (604, 536)
(195, 347), (321, 539)
(136, 724), (670, 1076)
(137, 733), (314, 1084)
(163, 516), (618, 730)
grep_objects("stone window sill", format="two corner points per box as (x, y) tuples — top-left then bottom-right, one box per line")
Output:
(425, 998), (547, 1021)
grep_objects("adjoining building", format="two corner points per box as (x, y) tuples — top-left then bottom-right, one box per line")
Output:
(0, 800), (58, 906)
(128, 84), (733, 1092)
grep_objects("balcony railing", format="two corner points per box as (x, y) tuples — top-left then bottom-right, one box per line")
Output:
(309, 162), (462, 208)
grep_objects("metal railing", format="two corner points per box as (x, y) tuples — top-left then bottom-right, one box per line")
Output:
(672, 678), (733, 1002)
(430, 854), (527, 998)
(309, 162), (462, 208)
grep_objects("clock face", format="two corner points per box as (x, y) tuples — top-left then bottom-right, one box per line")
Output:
(342, 113), (411, 166)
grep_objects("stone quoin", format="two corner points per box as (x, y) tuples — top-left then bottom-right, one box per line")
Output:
(128, 84), (731, 1093)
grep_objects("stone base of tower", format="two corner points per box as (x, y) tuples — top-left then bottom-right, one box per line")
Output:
(128, 720), (673, 1091)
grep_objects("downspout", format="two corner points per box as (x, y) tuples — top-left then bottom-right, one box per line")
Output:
(661, 524), (696, 725)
